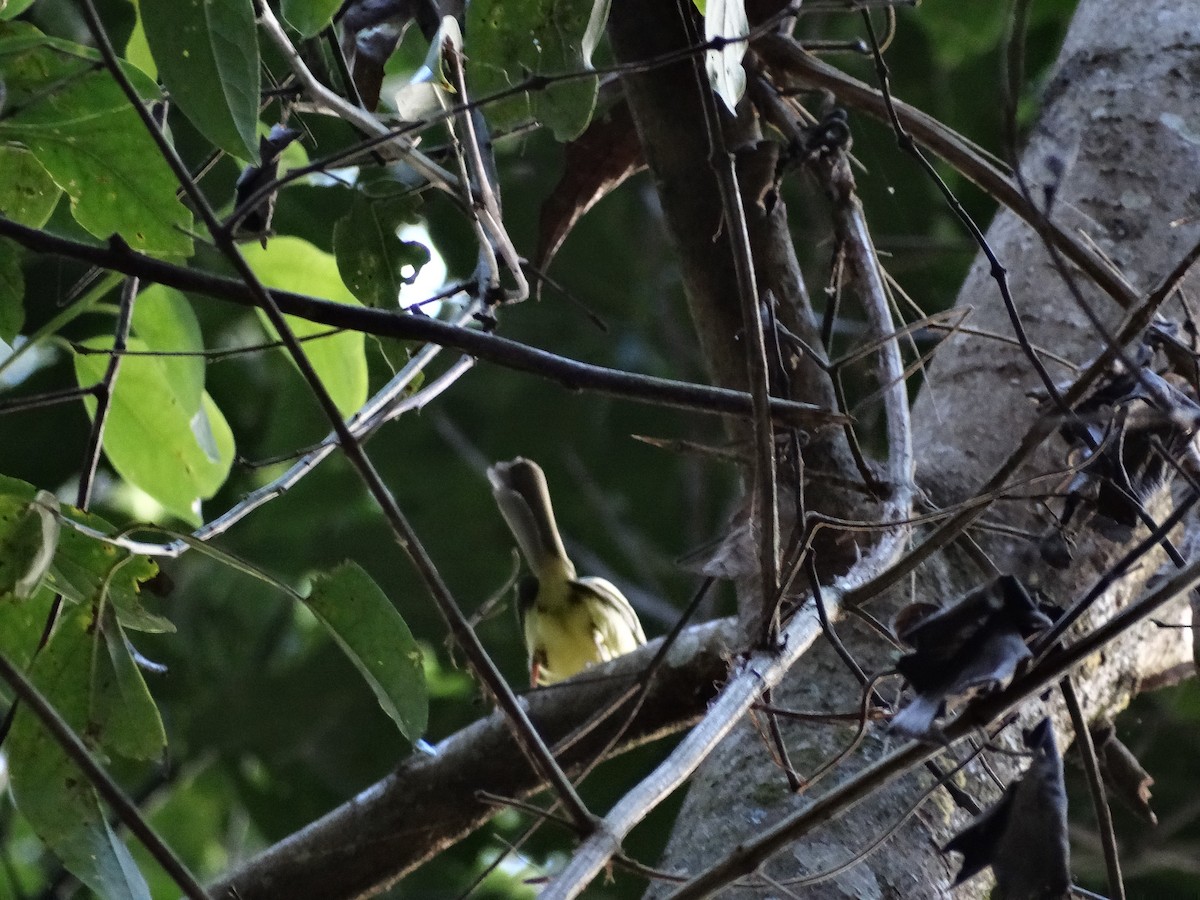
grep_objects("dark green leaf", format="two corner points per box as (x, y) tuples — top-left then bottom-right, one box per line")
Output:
(0, 22), (194, 256)
(0, 237), (23, 342)
(305, 562), (428, 741)
(8, 604), (156, 900)
(465, 0), (600, 141)
(0, 589), (54, 674)
(0, 144), (62, 228)
(73, 336), (235, 524)
(282, 0), (343, 39)
(141, 0), (261, 161)
(334, 194), (430, 309)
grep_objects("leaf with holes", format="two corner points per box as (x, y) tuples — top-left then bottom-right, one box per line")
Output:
(0, 22), (193, 255)
(334, 194), (429, 309)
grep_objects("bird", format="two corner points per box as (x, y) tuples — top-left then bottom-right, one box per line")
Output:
(487, 457), (646, 687)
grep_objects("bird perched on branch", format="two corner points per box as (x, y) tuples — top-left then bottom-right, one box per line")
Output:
(487, 457), (646, 686)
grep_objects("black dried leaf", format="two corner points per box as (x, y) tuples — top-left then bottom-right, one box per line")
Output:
(943, 718), (1070, 899)
(1093, 721), (1157, 826)
(1057, 360), (1200, 538)
(891, 575), (1052, 738)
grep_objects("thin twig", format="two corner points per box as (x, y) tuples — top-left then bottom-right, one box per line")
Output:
(1061, 676), (1125, 900)
(0, 213), (847, 431)
(76, 0), (596, 834)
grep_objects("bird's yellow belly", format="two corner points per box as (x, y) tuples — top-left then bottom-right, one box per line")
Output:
(526, 604), (604, 684)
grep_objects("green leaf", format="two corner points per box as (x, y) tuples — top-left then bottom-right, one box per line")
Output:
(140, 0), (261, 162)
(704, 0), (748, 114)
(8, 605), (156, 900)
(0, 492), (59, 599)
(131, 284), (206, 415)
(74, 336), (235, 524)
(282, 0), (342, 38)
(0, 22), (194, 256)
(0, 589), (54, 674)
(0, 474), (168, 634)
(124, 2), (157, 81)
(95, 616), (168, 760)
(0, 144), (62, 228)
(0, 237), (24, 343)
(333, 194), (430, 309)
(242, 237), (369, 417)
(0, 0), (36, 19)
(466, 0), (601, 141)
(305, 562), (427, 741)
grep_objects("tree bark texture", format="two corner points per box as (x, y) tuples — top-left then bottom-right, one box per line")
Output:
(646, 0), (1200, 896)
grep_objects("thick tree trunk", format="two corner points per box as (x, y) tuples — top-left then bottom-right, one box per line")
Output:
(646, 0), (1199, 895)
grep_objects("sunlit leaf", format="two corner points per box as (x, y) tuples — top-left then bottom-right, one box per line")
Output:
(242, 237), (369, 417)
(131, 284), (206, 415)
(141, 0), (260, 161)
(0, 22), (194, 256)
(74, 336), (235, 524)
(305, 562), (428, 741)
(123, 1), (157, 80)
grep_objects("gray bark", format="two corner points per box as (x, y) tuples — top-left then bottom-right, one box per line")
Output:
(648, 0), (1200, 896)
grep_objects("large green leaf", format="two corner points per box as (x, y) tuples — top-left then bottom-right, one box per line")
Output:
(140, 0), (261, 162)
(465, 0), (601, 141)
(131, 284), (206, 415)
(242, 237), (369, 417)
(8, 604), (159, 900)
(0, 22), (194, 256)
(305, 562), (428, 741)
(282, 0), (342, 38)
(0, 144), (62, 229)
(0, 238), (23, 343)
(74, 336), (235, 524)
(333, 194), (429, 309)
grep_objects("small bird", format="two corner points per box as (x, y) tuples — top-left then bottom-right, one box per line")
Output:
(232, 124), (301, 247)
(487, 458), (646, 687)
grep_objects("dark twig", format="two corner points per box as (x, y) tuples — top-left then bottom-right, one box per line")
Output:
(0, 653), (212, 900)
(0, 216), (845, 431)
(76, 0), (595, 834)
(1061, 676), (1125, 900)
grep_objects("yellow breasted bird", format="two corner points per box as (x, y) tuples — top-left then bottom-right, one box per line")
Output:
(487, 457), (646, 686)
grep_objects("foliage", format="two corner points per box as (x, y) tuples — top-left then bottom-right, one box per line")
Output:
(0, 0), (1198, 898)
